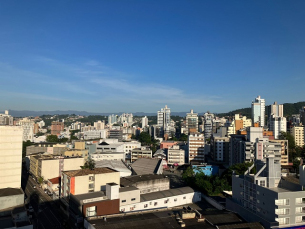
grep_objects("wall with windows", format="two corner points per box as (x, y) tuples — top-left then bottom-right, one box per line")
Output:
(119, 191), (201, 213)
(119, 188), (140, 207)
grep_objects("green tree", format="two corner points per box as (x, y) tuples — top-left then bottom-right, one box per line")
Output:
(221, 162), (254, 186)
(138, 132), (152, 145)
(38, 176), (44, 184)
(46, 134), (59, 142)
(179, 134), (188, 142)
(81, 159), (95, 170)
(22, 140), (34, 158)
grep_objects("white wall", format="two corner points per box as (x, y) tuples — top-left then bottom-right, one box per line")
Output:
(0, 126), (23, 189)
(120, 191), (201, 212)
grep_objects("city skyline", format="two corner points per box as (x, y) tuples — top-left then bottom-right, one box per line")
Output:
(1, 1), (305, 113)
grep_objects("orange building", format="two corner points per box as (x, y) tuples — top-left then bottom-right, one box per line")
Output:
(160, 141), (178, 149)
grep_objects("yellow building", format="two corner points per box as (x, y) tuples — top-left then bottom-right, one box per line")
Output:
(290, 126), (304, 147)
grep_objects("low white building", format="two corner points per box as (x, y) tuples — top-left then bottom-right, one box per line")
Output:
(119, 186), (201, 212)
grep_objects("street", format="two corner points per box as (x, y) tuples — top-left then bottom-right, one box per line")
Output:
(21, 166), (67, 229)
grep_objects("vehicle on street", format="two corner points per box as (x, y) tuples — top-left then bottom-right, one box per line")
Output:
(33, 185), (36, 188)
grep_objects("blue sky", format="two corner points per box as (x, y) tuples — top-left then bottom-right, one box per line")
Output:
(1, 1), (305, 113)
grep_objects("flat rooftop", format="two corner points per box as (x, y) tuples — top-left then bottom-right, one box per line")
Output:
(119, 187), (139, 193)
(87, 209), (214, 229)
(72, 191), (106, 202)
(120, 174), (168, 187)
(0, 188), (23, 197)
(63, 167), (118, 177)
(140, 187), (194, 202)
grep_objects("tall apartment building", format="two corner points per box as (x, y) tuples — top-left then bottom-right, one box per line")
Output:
(270, 139), (289, 165)
(230, 127), (282, 166)
(0, 110), (13, 125)
(61, 167), (120, 197)
(157, 105), (171, 137)
(167, 145), (185, 165)
(290, 126), (304, 147)
(227, 115), (252, 136)
(229, 134), (247, 166)
(18, 117), (34, 142)
(203, 112), (214, 139)
(251, 95), (265, 127)
(141, 116), (148, 129)
(269, 115), (287, 139)
(108, 114), (117, 125)
(268, 102), (286, 139)
(227, 157), (305, 229)
(118, 113), (133, 126)
(94, 121), (105, 130)
(0, 125), (23, 189)
(270, 101), (284, 117)
(185, 109), (198, 135)
(210, 136), (230, 163)
(51, 121), (64, 135)
(188, 133), (205, 164)
(300, 106), (305, 125)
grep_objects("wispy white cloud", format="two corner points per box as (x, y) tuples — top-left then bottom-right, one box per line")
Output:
(1, 56), (223, 111)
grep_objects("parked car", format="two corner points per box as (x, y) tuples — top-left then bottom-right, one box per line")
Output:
(33, 185), (36, 189)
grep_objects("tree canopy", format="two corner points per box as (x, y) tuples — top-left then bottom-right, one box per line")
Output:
(81, 159), (95, 170)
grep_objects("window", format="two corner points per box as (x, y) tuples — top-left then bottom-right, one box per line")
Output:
(174, 198), (177, 202)
(122, 200), (126, 203)
(86, 206), (96, 217)
(144, 204), (148, 208)
(131, 198), (136, 201)
(183, 196), (186, 199)
(154, 202), (158, 206)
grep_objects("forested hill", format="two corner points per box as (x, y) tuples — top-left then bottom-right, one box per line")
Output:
(217, 101), (305, 118)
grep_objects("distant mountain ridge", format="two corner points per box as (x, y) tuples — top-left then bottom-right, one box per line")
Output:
(217, 101), (305, 118)
(0, 110), (189, 117)
(2, 101), (305, 117)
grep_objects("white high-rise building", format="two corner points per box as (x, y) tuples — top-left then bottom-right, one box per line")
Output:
(203, 112), (214, 139)
(0, 126), (23, 189)
(18, 117), (34, 142)
(251, 95), (265, 127)
(185, 109), (198, 135)
(270, 101), (283, 117)
(0, 110), (13, 125)
(269, 102), (286, 139)
(141, 116), (148, 129)
(157, 105), (171, 137)
(94, 120), (105, 130)
(270, 115), (287, 139)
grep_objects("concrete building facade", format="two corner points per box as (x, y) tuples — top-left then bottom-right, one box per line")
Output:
(185, 109), (198, 134)
(61, 168), (120, 197)
(290, 126), (304, 147)
(0, 126), (23, 189)
(167, 145), (185, 165)
(227, 157), (305, 228)
(251, 95), (265, 127)
(188, 133), (205, 164)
